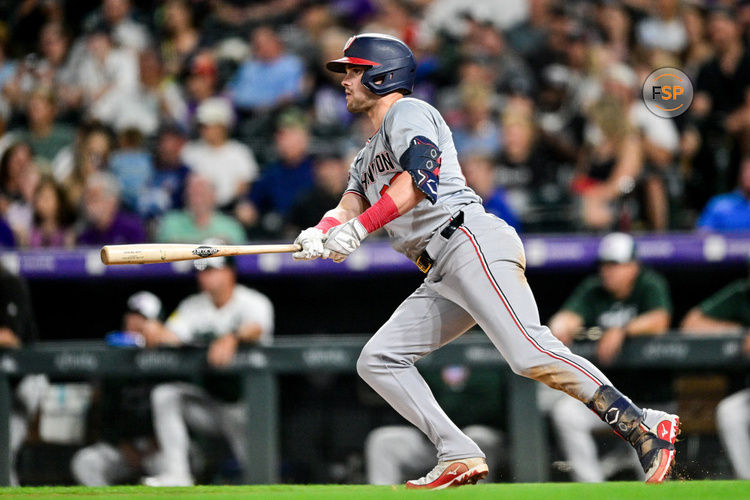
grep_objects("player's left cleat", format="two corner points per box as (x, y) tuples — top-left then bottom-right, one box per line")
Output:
(588, 386), (680, 484)
(638, 409), (681, 484)
(405, 457), (488, 490)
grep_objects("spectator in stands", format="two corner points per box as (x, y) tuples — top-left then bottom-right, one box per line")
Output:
(366, 365), (503, 485)
(689, 6), (750, 210)
(61, 124), (113, 208)
(681, 4), (713, 79)
(138, 125), (190, 220)
(13, 87), (75, 166)
(238, 109), (314, 237)
(592, 1), (632, 64)
(361, 0), (420, 47)
(285, 151), (349, 235)
(574, 77), (643, 231)
(680, 266), (750, 479)
(461, 155), (520, 232)
(28, 175), (75, 248)
(86, 0), (151, 52)
(0, 142), (34, 212)
(74, 24), (140, 128)
(505, 0), (553, 61)
(109, 127), (154, 215)
(181, 97), (258, 209)
(227, 26), (305, 113)
(0, 142), (39, 246)
(156, 173), (245, 244)
(450, 84), (502, 158)
(76, 171), (146, 245)
(459, 15), (535, 96)
(309, 28), (354, 134)
(697, 155), (750, 232)
(602, 63), (679, 231)
(159, 0), (201, 79)
(546, 233), (672, 482)
(182, 51), (221, 129)
(140, 252), (274, 486)
(495, 99), (571, 231)
(3, 23), (78, 112)
(0, 258), (46, 486)
(71, 291), (166, 486)
(104, 48), (188, 136)
(635, 0), (688, 54)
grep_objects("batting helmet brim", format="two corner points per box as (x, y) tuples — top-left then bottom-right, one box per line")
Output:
(326, 56), (381, 73)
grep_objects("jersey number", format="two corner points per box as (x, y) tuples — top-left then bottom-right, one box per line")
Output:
(379, 173), (400, 198)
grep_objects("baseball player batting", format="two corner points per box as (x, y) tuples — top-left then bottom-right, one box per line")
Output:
(293, 33), (680, 489)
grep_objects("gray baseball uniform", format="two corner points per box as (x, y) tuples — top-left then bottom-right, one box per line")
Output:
(351, 97), (612, 461)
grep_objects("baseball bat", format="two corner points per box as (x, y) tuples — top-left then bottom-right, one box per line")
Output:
(100, 243), (302, 265)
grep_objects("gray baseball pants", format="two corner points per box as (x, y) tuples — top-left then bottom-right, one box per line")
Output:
(357, 205), (612, 461)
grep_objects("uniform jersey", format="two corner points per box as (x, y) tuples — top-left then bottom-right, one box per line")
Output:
(561, 268), (672, 329)
(345, 97), (482, 261)
(699, 279), (750, 326)
(166, 284), (274, 345)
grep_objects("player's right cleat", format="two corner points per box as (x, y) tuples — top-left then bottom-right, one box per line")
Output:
(405, 457), (488, 490)
(638, 409), (681, 484)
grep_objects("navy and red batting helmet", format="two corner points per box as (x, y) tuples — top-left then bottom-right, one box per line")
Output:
(326, 33), (416, 95)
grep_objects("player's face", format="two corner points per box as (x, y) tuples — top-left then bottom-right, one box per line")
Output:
(342, 65), (378, 113)
(197, 266), (234, 295)
(599, 261), (639, 298)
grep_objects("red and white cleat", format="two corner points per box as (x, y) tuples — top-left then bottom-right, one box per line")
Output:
(639, 409), (681, 484)
(405, 457), (488, 490)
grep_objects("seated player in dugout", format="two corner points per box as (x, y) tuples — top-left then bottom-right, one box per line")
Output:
(138, 247), (274, 486)
(293, 33), (680, 489)
(546, 233), (674, 482)
(71, 291), (166, 486)
(681, 259), (750, 479)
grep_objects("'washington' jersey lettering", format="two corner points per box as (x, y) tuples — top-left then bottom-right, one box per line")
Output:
(345, 98), (481, 261)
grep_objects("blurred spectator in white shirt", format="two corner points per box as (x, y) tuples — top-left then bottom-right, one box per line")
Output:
(99, 49), (188, 136)
(181, 98), (258, 209)
(73, 24), (139, 126)
(636, 0), (688, 54)
(84, 0), (152, 52)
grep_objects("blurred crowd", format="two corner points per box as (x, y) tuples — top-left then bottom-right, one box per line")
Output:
(2, 0), (750, 250)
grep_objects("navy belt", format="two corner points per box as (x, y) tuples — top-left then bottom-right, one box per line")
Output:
(415, 211), (464, 273)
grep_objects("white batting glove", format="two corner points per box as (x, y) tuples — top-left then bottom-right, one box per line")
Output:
(324, 218), (368, 262)
(293, 227), (330, 260)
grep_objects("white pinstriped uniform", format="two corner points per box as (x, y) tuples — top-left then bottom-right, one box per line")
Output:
(351, 97), (613, 461)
